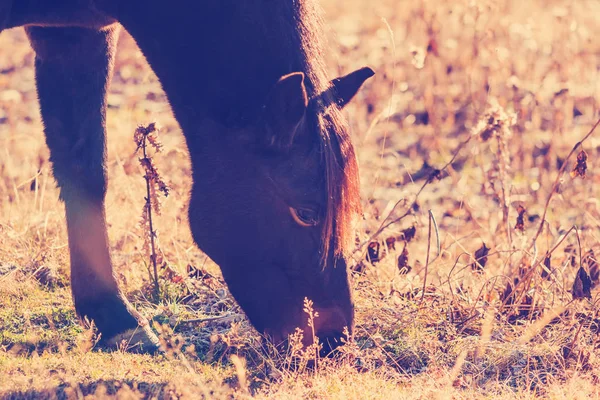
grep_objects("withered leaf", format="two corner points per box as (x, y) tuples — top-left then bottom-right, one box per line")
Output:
(427, 169), (442, 183)
(187, 264), (203, 279)
(30, 174), (39, 191)
(554, 88), (569, 97)
(367, 242), (381, 264)
(426, 37), (439, 57)
(471, 243), (490, 272)
(397, 245), (411, 274)
(352, 262), (367, 274)
(518, 294), (534, 318)
(570, 149), (587, 179)
(186, 264), (219, 284)
(385, 236), (396, 251)
(514, 205), (526, 232)
(572, 266), (592, 300)
(134, 122), (158, 151)
(33, 265), (60, 288)
(542, 253), (552, 280)
(399, 226), (417, 243)
(163, 264), (184, 284)
(143, 122), (157, 134)
(569, 253), (577, 268)
(500, 280), (516, 306)
(480, 127), (495, 142)
(455, 283), (467, 296)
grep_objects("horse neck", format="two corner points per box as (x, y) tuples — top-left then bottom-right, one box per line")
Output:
(200, 1), (331, 125)
(125, 1), (330, 131)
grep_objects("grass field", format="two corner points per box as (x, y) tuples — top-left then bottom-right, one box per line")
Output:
(1, 0), (600, 398)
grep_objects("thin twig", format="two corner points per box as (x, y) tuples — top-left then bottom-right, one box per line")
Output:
(429, 210), (441, 263)
(142, 138), (160, 300)
(529, 117), (600, 251)
(575, 226), (583, 270)
(182, 313), (245, 325)
(420, 210), (433, 303)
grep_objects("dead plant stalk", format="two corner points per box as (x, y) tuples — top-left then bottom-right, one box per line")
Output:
(135, 123), (169, 300)
(530, 117), (600, 251)
(142, 137), (159, 298)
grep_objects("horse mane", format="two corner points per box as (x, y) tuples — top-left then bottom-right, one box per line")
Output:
(316, 109), (362, 261)
(222, 0), (361, 261)
(293, 1), (362, 261)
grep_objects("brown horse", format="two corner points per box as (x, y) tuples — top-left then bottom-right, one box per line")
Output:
(0, 0), (373, 355)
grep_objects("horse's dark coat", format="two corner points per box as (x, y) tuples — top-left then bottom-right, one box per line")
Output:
(0, 0), (373, 353)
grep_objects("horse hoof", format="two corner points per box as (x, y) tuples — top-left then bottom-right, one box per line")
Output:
(101, 324), (161, 354)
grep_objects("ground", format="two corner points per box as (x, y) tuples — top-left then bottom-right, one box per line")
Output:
(1, 0), (600, 398)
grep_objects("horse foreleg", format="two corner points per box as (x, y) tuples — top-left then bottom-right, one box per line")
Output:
(26, 25), (158, 352)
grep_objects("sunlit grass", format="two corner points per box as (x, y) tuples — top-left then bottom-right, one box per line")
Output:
(2, 0), (600, 398)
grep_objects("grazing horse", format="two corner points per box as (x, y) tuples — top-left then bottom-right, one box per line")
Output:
(0, 0), (373, 354)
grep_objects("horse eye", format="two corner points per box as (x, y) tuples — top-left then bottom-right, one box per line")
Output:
(290, 207), (320, 227)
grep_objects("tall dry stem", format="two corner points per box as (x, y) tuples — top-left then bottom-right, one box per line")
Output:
(472, 100), (516, 245)
(135, 123), (169, 300)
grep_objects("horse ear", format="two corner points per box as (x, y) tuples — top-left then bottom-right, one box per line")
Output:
(329, 67), (374, 108)
(263, 72), (308, 150)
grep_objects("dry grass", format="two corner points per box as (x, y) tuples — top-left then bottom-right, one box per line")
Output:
(1, 0), (600, 398)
